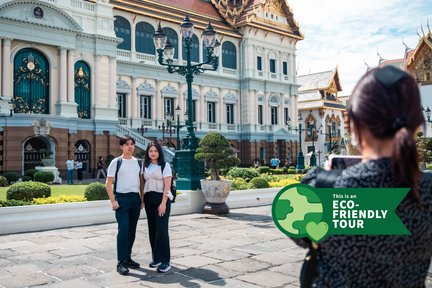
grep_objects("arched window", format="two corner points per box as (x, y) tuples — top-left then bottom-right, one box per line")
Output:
(136, 22), (155, 54)
(114, 16), (131, 50)
(13, 48), (49, 114)
(74, 61), (91, 119)
(183, 34), (199, 62)
(162, 27), (178, 59)
(222, 41), (237, 69)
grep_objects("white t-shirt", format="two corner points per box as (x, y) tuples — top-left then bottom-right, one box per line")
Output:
(107, 157), (141, 193)
(142, 162), (173, 198)
(66, 160), (74, 170)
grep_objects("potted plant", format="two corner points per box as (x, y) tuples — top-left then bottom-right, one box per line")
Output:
(195, 132), (240, 214)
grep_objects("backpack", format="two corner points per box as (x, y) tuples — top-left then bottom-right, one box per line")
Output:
(114, 157), (142, 194)
(161, 162), (178, 203)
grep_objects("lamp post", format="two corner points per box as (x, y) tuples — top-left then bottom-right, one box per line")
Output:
(308, 118), (317, 167)
(165, 112), (174, 145)
(175, 105), (181, 149)
(287, 113), (305, 170)
(154, 15), (219, 190)
(423, 106), (431, 133)
(320, 123), (334, 154)
(316, 149), (322, 167)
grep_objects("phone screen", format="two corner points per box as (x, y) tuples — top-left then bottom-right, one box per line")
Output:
(330, 156), (362, 170)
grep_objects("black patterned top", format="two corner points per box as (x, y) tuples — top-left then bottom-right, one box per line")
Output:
(298, 158), (432, 288)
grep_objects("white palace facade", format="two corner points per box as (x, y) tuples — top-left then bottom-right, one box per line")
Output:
(0, 0), (304, 175)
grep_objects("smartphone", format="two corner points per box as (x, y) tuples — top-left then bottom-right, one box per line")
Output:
(330, 155), (362, 170)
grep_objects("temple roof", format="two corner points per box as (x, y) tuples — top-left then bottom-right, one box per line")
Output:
(109, 0), (241, 37)
(297, 70), (336, 92)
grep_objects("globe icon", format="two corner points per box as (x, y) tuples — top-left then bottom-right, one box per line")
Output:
(272, 184), (324, 238)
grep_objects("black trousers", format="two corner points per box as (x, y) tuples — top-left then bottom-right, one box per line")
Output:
(115, 192), (141, 262)
(144, 192), (171, 263)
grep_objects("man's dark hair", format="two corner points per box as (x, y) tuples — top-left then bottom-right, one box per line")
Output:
(119, 136), (135, 146)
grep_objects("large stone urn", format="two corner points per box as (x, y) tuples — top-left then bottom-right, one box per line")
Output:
(200, 179), (232, 214)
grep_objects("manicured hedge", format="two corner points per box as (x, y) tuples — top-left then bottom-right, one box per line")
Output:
(7, 182), (51, 201)
(85, 182), (109, 201)
(34, 171), (54, 183)
(247, 177), (270, 189)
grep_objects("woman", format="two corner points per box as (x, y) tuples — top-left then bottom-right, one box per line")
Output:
(298, 66), (432, 287)
(75, 158), (83, 184)
(142, 142), (173, 273)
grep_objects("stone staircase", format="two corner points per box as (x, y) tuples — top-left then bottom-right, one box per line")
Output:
(116, 125), (175, 163)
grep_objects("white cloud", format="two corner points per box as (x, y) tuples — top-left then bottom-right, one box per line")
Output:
(288, 0), (432, 93)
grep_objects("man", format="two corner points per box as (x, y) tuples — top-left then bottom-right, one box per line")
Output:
(105, 136), (144, 275)
(96, 156), (107, 181)
(270, 156), (280, 169)
(66, 156), (75, 184)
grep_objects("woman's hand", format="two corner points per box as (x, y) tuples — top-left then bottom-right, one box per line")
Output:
(158, 202), (166, 217)
(140, 200), (144, 210)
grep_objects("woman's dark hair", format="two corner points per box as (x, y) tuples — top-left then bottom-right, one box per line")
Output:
(144, 142), (165, 167)
(348, 66), (424, 198)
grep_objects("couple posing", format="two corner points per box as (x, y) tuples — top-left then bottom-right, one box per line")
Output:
(105, 137), (174, 275)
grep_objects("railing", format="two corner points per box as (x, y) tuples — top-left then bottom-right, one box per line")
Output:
(258, 71), (263, 76)
(270, 73), (277, 79)
(208, 123), (217, 129)
(71, 0), (95, 12)
(136, 52), (156, 62)
(116, 125), (150, 151)
(141, 119), (152, 126)
(227, 124), (236, 131)
(118, 118), (127, 126)
(284, 76), (289, 81)
(117, 50), (131, 59)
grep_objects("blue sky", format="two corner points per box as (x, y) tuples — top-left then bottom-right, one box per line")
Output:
(288, 0), (432, 93)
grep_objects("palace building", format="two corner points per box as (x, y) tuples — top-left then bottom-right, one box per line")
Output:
(0, 0), (304, 176)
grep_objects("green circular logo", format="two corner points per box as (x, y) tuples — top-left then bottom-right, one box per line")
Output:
(272, 184), (326, 241)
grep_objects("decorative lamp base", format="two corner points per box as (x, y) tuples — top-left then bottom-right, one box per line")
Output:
(296, 151), (305, 170)
(173, 149), (205, 190)
(202, 202), (229, 214)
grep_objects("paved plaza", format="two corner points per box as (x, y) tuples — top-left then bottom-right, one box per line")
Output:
(0, 205), (431, 288)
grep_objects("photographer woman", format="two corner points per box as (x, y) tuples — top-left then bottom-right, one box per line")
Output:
(298, 66), (432, 287)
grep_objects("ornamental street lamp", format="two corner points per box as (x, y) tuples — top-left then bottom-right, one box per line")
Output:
(154, 15), (219, 190)
(423, 106), (431, 129)
(320, 123), (334, 154)
(287, 112), (305, 170)
(308, 118), (317, 167)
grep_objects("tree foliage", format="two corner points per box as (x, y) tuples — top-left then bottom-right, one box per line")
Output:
(195, 132), (240, 180)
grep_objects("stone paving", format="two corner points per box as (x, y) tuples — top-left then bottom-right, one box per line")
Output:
(0, 205), (430, 288)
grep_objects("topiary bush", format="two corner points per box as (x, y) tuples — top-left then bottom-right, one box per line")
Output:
(34, 171), (54, 183)
(248, 177), (270, 189)
(21, 176), (32, 182)
(287, 167), (296, 174)
(195, 132), (240, 180)
(272, 168), (285, 175)
(3, 172), (19, 184)
(231, 177), (248, 191)
(24, 169), (38, 180)
(7, 182), (51, 201)
(85, 182), (108, 201)
(257, 166), (270, 174)
(0, 176), (8, 187)
(227, 167), (259, 181)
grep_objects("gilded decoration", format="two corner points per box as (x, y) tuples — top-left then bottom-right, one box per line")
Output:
(210, 0), (252, 26)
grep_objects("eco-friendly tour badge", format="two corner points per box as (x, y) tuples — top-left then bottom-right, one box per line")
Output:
(272, 184), (410, 242)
